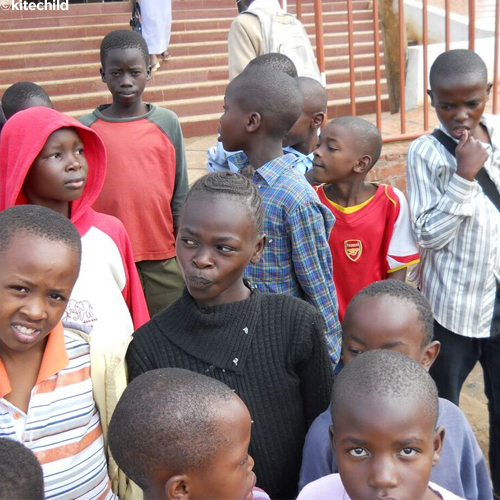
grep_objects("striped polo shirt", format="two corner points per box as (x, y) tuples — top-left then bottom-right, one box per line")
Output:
(0, 324), (115, 500)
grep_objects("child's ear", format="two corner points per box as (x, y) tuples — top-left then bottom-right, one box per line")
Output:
(328, 424), (336, 454)
(246, 112), (262, 133)
(100, 67), (106, 83)
(432, 426), (445, 467)
(486, 83), (493, 99)
(311, 112), (325, 130)
(420, 341), (441, 371)
(427, 89), (435, 107)
(165, 475), (190, 500)
(146, 65), (152, 81)
(250, 233), (267, 264)
(353, 155), (372, 174)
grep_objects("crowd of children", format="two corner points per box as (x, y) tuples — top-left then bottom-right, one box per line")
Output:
(0, 24), (498, 500)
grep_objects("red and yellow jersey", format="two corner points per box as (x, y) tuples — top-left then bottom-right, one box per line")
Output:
(316, 184), (420, 320)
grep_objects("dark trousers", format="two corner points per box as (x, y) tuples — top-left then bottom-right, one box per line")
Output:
(430, 321), (500, 493)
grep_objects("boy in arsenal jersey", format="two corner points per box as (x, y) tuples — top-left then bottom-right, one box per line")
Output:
(310, 116), (419, 320)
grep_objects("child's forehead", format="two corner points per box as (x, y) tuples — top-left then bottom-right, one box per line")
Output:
(431, 74), (488, 94)
(104, 47), (146, 67)
(336, 393), (434, 438)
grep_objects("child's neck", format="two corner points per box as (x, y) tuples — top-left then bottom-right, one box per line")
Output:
(102, 99), (149, 119)
(290, 133), (317, 156)
(0, 340), (47, 413)
(245, 137), (285, 170)
(26, 197), (70, 219)
(324, 179), (377, 208)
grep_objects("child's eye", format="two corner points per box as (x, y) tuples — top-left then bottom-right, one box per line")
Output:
(111, 72), (120, 77)
(349, 447), (369, 457)
(132, 71), (141, 76)
(10, 285), (28, 293)
(440, 105), (452, 111)
(49, 293), (66, 301)
(75, 148), (84, 155)
(349, 347), (363, 356)
(467, 101), (480, 108)
(48, 152), (62, 159)
(218, 245), (234, 253)
(181, 238), (196, 246)
(399, 448), (418, 457)
(328, 147), (338, 152)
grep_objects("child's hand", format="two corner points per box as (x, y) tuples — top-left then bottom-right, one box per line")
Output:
(456, 129), (488, 181)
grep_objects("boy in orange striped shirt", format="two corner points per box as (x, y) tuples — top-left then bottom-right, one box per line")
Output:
(0, 205), (117, 500)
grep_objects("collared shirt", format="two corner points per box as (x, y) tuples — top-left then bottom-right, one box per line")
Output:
(231, 152), (342, 363)
(206, 141), (314, 175)
(283, 146), (314, 174)
(0, 324), (114, 500)
(406, 115), (500, 338)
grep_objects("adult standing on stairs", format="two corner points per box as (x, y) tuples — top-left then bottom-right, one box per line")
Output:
(228, 0), (320, 81)
(140, 0), (172, 72)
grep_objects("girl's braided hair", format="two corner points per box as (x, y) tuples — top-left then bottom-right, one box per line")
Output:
(185, 171), (264, 235)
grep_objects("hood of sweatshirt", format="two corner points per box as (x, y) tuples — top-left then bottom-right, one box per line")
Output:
(0, 106), (107, 236)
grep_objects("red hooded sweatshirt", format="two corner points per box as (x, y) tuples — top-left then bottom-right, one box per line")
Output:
(0, 107), (149, 337)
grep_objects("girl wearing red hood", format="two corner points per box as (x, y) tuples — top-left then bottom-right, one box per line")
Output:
(0, 106), (149, 341)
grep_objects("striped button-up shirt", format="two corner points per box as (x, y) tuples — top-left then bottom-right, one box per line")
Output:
(0, 325), (115, 500)
(231, 152), (342, 363)
(406, 115), (500, 338)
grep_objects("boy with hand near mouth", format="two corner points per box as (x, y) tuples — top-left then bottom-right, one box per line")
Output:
(299, 280), (492, 500)
(311, 116), (419, 321)
(0, 205), (116, 499)
(298, 350), (465, 500)
(80, 30), (188, 316)
(406, 49), (500, 496)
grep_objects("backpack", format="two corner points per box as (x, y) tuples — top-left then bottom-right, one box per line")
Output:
(245, 8), (322, 83)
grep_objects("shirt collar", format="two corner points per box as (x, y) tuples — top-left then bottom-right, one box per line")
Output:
(253, 153), (298, 187)
(0, 323), (69, 398)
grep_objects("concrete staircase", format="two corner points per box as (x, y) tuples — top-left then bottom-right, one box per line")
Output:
(0, 0), (388, 137)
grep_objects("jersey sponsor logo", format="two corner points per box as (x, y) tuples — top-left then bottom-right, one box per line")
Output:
(345, 240), (363, 262)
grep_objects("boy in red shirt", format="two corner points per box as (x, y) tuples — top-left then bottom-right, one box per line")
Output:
(80, 30), (188, 316)
(311, 116), (419, 320)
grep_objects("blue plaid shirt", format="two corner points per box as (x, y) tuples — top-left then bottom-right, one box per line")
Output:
(231, 152), (342, 364)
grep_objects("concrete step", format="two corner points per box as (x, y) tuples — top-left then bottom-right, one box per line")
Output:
(8, 61), (386, 98)
(0, 15), (377, 42)
(53, 75), (388, 116)
(0, 28), (380, 57)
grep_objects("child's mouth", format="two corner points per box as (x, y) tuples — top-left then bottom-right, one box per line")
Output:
(65, 178), (85, 189)
(11, 324), (42, 344)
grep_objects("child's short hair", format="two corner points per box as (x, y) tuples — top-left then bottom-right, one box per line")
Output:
(1, 82), (52, 120)
(329, 116), (382, 168)
(0, 437), (44, 500)
(228, 67), (303, 139)
(108, 368), (238, 490)
(100, 29), (149, 68)
(331, 349), (439, 427)
(245, 53), (298, 78)
(344, 280), (434, 346)
(0, 205), (81, 263)
(429, 49), (488, 88)
(185, 171), (264, 235)
(296, 76), (327, 113)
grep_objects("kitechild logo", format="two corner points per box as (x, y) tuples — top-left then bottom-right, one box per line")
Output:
(1, 0), (69, 10)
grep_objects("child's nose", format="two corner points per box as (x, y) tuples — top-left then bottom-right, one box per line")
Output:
(21, 297), (48, 321)
(192, 248), (214, 268)
(367, 458), (399, 490)
(65, 157), (82, 171)
(455, 107), (468, 121)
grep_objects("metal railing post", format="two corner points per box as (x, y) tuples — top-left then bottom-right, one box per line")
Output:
(313, 0), (326, 86)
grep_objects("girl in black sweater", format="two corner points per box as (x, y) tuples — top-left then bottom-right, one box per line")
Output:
(127, 172), (334, 499)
